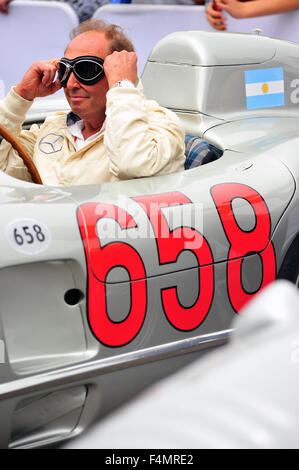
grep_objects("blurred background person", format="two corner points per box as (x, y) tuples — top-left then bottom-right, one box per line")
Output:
(206, 0), (299, 31)
(0, 0), (205, 16)
(131, 0), (204, 4)
(64, 0), (108, 21)
(0, 0), (109, 20)
(0, 0), (10, 13)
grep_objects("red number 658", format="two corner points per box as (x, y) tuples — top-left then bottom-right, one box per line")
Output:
(77, 184), (276, 347)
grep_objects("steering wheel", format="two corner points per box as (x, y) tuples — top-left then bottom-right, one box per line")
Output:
(0, 122), (42, 184)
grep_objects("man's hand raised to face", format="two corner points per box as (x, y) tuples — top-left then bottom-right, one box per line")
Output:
(104, 50), (138, 88)
(14, 59), (62, 101)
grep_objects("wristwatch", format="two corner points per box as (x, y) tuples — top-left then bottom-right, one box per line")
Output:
(110, 79), (135, 89)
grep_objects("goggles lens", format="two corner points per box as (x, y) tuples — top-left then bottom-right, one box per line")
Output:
(58, 56), (105, 87)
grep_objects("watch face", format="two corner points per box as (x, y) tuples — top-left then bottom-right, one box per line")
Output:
(110, 79), (135, 90)
(119, 80), (135, 88)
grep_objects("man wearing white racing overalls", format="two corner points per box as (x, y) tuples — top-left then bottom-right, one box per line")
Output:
(0, 19), (186, 186)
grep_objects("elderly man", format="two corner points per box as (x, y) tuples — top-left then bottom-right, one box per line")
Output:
(0, 19), (185, 185)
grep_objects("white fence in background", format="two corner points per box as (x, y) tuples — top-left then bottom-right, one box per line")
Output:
(0, 0), (78, 97)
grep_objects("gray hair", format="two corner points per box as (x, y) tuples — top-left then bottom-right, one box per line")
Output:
(69, 19), (135, 53)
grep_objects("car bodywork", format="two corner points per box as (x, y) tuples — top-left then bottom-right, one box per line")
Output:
(62, 280), (299, 449)
(0, 30), (298, 449)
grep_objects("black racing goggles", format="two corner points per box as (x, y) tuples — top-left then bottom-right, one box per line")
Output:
(58, 55), (105, 87)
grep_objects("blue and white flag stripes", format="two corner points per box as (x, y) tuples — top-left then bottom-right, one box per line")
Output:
(245, 67), (285, 110)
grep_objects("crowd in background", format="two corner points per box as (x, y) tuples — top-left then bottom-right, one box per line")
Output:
(205, 0), (299, 31)
(0, 0), (204, 21)
(0, 0), (298, 25)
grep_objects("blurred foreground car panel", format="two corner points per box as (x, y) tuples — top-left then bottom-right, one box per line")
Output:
(63, 281), (299, 449)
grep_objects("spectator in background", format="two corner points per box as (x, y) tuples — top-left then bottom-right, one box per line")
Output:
(0, 0), (110, 21)
(131, 0), (204, 4)
(0, 0), (205, 17)
(0, 0), (9, 13)
(206, 0), (299, 31)
(63, 0), (109, 21)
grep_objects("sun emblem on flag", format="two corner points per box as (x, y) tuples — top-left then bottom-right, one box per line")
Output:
(262, 83), (269, 93)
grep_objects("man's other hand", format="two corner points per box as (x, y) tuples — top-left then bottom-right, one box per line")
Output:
(104, 51), (138, 88)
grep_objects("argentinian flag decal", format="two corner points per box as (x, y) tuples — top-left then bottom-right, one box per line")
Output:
(245, 67), (284, 110)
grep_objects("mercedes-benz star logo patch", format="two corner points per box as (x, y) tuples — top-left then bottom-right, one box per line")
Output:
(39, 134), (64, 154)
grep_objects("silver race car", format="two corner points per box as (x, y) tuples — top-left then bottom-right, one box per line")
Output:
(0, 30), (298, 449)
